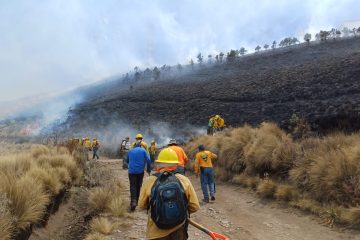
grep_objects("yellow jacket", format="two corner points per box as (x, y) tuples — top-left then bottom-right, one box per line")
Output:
(84, 140), (92, 148)
(131, 141), (149, 153)
(194, 150), (217, 174)
(138, 173), (200, 239)
(149, 144), (156, 155)
(213, 117), (225, 128)
(92, 140), (100, 148)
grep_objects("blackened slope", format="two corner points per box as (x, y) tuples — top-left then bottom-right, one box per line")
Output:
(68, 37), (360, 132)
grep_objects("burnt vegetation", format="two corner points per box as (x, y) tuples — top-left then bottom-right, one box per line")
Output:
(65, 29), (360, 134)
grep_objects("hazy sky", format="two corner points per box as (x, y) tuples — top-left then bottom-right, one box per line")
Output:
(0, 0), (359, 102)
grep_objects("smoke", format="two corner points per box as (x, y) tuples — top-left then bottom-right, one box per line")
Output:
(1, 0), (359, 143)
(66, 119), (205, 151)
(1, 0), (360, 102)
(0, 90), (83, 138)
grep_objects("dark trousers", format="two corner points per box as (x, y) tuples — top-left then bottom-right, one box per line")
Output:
(128, 173), (144, 203)
(150, 154), (155, 169)
(92, 148), (99, 159)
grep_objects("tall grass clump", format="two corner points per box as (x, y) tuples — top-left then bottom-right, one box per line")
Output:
(90, 217), (116, 235)
(0, 144), (83, 236)
(185, 122), (360, 228)
(0, 194), (14, 240)
(0, 173), (50, 230)
(88, 180), (125, 214)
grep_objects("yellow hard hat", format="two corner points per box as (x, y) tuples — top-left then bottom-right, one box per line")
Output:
(93, 138), (97, 141)
(156, 148), (179, 164)
(215, 115), (220, 119)
(136, 133), (143, 139)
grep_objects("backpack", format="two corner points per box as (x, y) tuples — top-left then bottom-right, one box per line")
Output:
(148, 171), (188, 229)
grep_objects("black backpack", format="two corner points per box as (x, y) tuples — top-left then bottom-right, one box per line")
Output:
(148, 171), (188, 229)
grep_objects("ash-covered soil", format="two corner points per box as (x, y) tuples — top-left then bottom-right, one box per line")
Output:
(66, 37), (360, 133)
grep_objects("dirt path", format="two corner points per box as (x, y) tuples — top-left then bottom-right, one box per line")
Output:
(29, 158), (360, 240)
(102, 159), (360, 240)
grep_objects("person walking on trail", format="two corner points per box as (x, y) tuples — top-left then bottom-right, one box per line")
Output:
(168, 139), (188, 175)
(149, 140), (156, 169)
(127, 142), (152, 211)
(92, 138), (100, 160)
(120, 137), (131, 169)
(194, 145), (217, 203)
(139, 148), (200, 240)
(131, 133), (149, 153)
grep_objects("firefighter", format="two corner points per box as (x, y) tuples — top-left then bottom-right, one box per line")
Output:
(120, 137), (131, 169)
(168, 139), (188, 175)
(131, 134), (149, 153)
(194, 144), (217, 203)
(92, 138), (100, 160)
(149, 140), (156, 169)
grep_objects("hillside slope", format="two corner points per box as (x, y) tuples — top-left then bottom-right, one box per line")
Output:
(66, 37), (360, 133)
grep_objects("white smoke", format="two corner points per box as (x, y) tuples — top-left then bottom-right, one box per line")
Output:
(1, 0), (360, 102)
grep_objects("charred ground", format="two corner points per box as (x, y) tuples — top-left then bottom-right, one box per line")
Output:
(66, 37), (360, 133)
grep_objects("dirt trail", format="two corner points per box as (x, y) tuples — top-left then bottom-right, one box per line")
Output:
(29, 158), (360, 240)
(103, 159), (360, 240)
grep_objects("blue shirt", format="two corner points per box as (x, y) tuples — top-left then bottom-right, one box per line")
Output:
(127, 146), (151, 174)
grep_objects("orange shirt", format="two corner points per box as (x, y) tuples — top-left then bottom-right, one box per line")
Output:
(169, 145), (188, 167)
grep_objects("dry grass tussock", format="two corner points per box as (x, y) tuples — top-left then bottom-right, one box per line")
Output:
(87, 178), (126, 239)
(0, 144), (82, 235)
(88, 180), (126, 216)
(84, 232), (110, 240)
(90, 217), (116, 235)
(0, 194), (14, 240)
(257, 179), (277, 199)
(186, 123), (360, 228)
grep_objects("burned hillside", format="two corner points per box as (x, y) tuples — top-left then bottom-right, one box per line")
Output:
(66, 37), (360, 133)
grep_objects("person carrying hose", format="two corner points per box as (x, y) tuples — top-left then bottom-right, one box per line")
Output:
(138, 148), (200, 240)
(194, 144), (217, 203)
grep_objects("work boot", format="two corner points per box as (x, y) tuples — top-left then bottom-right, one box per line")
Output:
(202, 198), (209, 204)
(130, 200), (137, 211)
(211, 196), (215, 201)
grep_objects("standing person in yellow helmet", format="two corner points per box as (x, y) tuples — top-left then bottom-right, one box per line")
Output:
(131, 133), (149, 153)
(92, 138), (100, 160)
(139, 148), (200, 240)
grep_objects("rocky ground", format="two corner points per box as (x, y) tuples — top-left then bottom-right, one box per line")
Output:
(65, 37), (360, 134)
